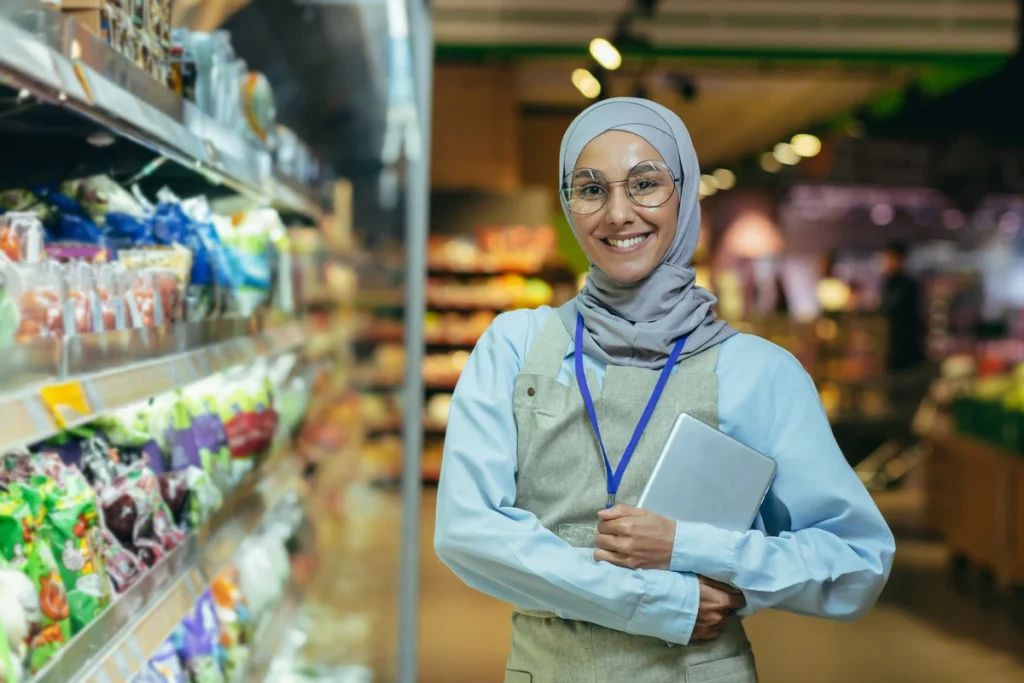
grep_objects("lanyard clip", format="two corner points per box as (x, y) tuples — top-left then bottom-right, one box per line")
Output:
(606, 493), (616, 509)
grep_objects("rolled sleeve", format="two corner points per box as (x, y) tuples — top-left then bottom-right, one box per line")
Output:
(671, 521), (740, 579)
(627, 569), (702, 645)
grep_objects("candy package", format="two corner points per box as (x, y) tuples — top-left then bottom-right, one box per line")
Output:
(175, 590), (226, 683)
(0, 484), (72, 672)
(137, 638), (187, 683)
(98, 462), (184, 568)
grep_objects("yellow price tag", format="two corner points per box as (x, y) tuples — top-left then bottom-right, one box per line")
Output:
(73, 61), (94, 105)
(40, 381), (92, 429)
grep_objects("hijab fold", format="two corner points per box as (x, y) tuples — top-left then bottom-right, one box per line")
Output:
(556, 98), (736, 369)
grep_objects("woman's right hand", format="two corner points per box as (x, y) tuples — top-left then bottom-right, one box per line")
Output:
(692, 576), (746, 641)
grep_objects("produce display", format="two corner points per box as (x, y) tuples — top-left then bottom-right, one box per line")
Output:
(427, 226), (557, 274)
(0, 176), (297, 345)
(423, 351), (470, 390)
(425, 275), (552, 311)
(953, 358), (1024, 453)
(0, 352), (309, 680)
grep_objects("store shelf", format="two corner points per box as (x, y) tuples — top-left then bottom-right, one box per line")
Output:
(0, 319), (307, 452)
(0, 3), (323, 220)
(31, 457), (301, 683)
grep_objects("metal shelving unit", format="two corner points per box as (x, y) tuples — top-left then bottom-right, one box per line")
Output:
(0, 1), (325, 222)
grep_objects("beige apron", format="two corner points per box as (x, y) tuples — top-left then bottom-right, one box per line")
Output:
(505, 313), (758, 683)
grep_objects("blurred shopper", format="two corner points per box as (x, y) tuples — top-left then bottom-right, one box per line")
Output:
(880, 241), (925, 372)
(435, 99), (894, 683)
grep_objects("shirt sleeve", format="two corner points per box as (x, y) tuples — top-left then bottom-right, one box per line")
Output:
(669, 357), (896, 622)
(434, 312), (702, 644)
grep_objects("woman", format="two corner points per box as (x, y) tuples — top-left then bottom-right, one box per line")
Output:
(434, 99), (895, 683)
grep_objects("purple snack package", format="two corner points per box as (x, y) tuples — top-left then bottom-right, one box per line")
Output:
(145, 638), (188, 683)
(179, 590), (225, 683)
(163, 401), (204, 472)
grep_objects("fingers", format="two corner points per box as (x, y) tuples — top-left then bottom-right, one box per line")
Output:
(727, 591), (747, 610)
(690, 625), (722, 641)
(597, 504), (642, 521)
(597, 518), (633, 536)
(593, 548), (632, 568)
(594, 533), (627, 553)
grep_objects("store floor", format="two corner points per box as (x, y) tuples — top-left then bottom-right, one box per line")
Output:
(295, 482), (1024, 683)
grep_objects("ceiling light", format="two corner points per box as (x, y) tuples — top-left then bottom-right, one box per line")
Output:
(791, 134), (822, 158)
(760, 152), (781, 173)
(572, 68), (602, 99)
(589, 38), (622, 71)
(699, 175), (717, 197)
(773, 142), (800, 166)
(711, 168), (735, 191)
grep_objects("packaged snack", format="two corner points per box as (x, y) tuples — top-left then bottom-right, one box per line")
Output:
(97, 528), (144, 594)
(0, 485), (72, 672)
(31, 456), (109, 634)
(140, 637), (187, 683)
(210, 570), (249, 682)
(65, 262), (104, 336)
(98, 462), (184, 565)
(176, 590), (225, 683)
(0, 567), (37, 682)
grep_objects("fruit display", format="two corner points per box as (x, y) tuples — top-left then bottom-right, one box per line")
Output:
(423, 352), (470, 390)
(426, 275), (553, 311)
(953, 359), (1024, 453)
(427, 226), (557, 274)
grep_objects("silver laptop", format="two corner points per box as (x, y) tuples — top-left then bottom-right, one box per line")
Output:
(636, 414), (776, 532)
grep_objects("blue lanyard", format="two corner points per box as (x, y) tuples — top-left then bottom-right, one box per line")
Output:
(574, 313), (688, 508)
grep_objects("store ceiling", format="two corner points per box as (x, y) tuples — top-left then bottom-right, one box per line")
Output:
(515, 60), (912, 167)
(434, 0), (1018, 60)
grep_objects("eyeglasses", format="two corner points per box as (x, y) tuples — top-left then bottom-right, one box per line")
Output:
(561, 160), (681, 215)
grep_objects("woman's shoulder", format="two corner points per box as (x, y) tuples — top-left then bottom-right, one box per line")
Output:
(486, 306), (557, 344)
(717, 332), (809, 385)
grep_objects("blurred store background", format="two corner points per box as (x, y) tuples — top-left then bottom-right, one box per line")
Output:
(0, 1), (1022, 683)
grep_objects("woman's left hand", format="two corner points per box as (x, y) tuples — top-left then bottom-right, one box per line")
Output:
(594, 504), (676, 570)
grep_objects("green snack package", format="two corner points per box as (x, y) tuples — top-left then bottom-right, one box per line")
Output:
(0, 485), (72, 673)
(35, 470), (109, 635)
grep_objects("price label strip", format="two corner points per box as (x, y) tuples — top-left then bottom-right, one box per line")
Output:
(39, 381), (92, 429)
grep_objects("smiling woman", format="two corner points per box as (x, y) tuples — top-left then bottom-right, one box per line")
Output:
(434, 97), (895, 683)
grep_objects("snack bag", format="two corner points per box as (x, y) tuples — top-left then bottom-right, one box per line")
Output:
(31, 457), (109, 634)
(0, 485), (72, 672)
(217, 388), (258, 482)
(177, 590), (225, 683)
(210, 571), (250, 682)
(185, 386), (232, 490)
(138, 638), (187, 683)
(97, 528), (145, 595)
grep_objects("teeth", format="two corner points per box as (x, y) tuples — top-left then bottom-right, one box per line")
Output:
(607, 235), (648, 248)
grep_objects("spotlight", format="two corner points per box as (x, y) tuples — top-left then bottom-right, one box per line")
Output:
(791, 134), (822, 158)
(572, 68), (602, 99)
(699, 175), (717, 197)
(711, 169), (735, 191)
(760, 153), (781, 173)
(773, 142), (800, 166)
(589, 38), (622, 70)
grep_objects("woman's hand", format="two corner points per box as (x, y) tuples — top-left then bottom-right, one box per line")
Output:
(593, 504), (676, 570)
(692, 576), (746, 641)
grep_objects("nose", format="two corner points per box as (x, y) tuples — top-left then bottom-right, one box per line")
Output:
(604, 183), (636, 229)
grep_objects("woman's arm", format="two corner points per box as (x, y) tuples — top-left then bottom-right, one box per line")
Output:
(434, 312), (702, 644)
(669, 359), (896, 621)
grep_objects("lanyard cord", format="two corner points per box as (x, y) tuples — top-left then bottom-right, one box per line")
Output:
(574, 313), (688, 508)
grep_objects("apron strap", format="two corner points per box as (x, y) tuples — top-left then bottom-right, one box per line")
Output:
(521, 311), (572, 378)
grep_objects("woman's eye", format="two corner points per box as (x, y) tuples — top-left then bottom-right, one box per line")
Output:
(576, 184), (606, 198)
(631, 179), (660, 193)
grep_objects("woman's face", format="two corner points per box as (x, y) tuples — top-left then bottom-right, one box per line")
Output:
(571, 131), (679, 283)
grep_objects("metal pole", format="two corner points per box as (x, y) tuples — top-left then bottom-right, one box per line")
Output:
(397, 1), (433, 682)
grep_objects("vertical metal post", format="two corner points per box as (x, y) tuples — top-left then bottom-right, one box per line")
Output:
(397, 2), (433, 683)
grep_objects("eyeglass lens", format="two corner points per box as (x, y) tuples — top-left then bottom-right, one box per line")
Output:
(563, 161), (677, 215)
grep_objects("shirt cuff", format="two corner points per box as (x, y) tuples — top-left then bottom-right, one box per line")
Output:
(626, 569), (700, 645)
(670, 520), (741, 581)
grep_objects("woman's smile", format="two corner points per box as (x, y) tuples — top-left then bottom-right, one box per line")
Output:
(601, 232), (653, 252)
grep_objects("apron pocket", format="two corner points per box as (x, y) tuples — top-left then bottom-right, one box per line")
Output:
(505, 670), (533, 683)
(686, 650), (757, 683)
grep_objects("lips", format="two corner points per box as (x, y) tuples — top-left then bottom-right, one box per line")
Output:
(602, 234), (650, 249)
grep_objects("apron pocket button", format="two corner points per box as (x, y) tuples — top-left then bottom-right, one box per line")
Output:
(527, 387), (536, 397)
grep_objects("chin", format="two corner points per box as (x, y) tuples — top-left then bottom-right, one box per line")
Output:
(601, 262), (656, 284)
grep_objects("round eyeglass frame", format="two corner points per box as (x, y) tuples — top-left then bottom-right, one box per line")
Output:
(560, 160), (683, 215)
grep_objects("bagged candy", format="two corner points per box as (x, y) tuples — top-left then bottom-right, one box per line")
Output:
(0, 485), (72, 672)
(175, 590), (225, 683)
(97, 529), (144, 595)
(137, 638), (187, 683)
(31, 456), (109, 634)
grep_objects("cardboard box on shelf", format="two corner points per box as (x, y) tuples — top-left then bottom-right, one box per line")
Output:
(58, 0), (108, 40)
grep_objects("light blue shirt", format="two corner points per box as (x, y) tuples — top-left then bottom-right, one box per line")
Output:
(434, 306), (895, 646)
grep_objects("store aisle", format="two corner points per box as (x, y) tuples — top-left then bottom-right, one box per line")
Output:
(417, 486), (1024, 683)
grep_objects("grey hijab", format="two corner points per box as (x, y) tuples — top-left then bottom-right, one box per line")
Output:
(557, 97), (736, 368)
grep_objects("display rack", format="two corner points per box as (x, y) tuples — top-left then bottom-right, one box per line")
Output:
(0, 2), (324, 221)
(32, 455), (307, 683)
(0, 320), (307, 453)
